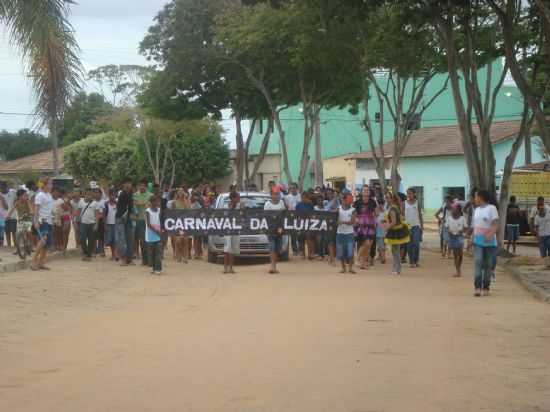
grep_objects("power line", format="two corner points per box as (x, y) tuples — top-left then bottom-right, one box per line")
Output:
(0, 111), (37, 116)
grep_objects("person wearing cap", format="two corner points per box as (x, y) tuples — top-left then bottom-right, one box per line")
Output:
(264, 186), (286, 274)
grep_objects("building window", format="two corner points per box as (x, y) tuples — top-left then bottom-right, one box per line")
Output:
(443, 186), (466, 202)
(356, 158), (376, 170)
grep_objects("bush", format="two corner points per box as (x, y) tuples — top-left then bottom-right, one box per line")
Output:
(64, 131), (140, 183)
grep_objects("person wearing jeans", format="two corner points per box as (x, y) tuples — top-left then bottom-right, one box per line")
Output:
(471, 190), (499, 297)
(77, 190), (102, 261)
(405, 189), (423, 268)
(116, 179), (134, 266)
(385, 192), (410, 275)
(534, 202), (550, 269)
(473, 245), (496, 291)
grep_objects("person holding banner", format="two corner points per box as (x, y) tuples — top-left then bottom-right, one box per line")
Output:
(223, 191), (240, 274)
(337, 192), (356, 274)
(171, 188), (191, 264)
(264, 187), (286, 274)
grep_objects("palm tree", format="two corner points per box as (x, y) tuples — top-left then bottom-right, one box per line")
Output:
(0, 0), (82, 175)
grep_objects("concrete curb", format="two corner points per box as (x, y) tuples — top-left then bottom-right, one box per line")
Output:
(504, 263), (550, 303)
(0, 249), (81, 274)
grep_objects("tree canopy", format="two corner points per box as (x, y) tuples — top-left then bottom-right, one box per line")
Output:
(58, 92), (114, 145)
(0, 129), (51, 161)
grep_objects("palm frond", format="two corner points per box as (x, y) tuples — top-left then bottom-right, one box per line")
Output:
(1, 0), (83, 125)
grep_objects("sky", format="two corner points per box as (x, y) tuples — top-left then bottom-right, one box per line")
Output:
(0, 0), (242, 147)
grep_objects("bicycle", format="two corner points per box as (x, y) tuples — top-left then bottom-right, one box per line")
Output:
(16, 220), (33, 260)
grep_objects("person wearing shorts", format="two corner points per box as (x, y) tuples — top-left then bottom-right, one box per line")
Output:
(32, 179), (54, 271)
(446, 203), (467, 277)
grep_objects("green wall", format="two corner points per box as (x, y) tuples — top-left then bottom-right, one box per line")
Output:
(248, 60), (524, 188)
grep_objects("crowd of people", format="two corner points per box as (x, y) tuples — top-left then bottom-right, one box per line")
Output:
(0, 176), (548, 298)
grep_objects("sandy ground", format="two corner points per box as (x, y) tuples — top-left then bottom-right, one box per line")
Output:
(1, 248), (549, 412)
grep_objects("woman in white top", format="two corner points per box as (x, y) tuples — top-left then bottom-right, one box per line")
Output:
(405, 188), (423, 268)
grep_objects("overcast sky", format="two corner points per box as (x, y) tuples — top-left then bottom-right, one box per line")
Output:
(0, 0), (242, 146)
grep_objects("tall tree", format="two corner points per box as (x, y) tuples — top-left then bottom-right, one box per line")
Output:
(359, 3), (448, 191)
(283, 0), (363, 189)
(58, 92), (114, 145)
(88, 64), (152, 107)
(486, 0), (550, 154)
(0, 0), (82, 175)
(0, 129), (51, 160)
(429, 0), (507, 196)
(140, 0), (270, 190)
(215, 3), (299, 184)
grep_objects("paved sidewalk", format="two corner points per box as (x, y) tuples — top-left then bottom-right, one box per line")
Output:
(504, 260), (550, 303)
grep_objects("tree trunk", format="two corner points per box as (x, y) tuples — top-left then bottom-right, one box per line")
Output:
(244, 119), (257, 188)
(435, 17), (483, 191)
(273, 110), (293, 184)
(497, 105), (533, 249)
(494, 3), (550, 153)
(525, 134), (532, 165)
(250, 117), (273, 183)
(298, 105), (318, 190)
(243, 69), (292, 184)
(313, 106), (323, 187)
(390, 154), (402, 194)
(234, 111), (245, 191)
(50, 119), (60, 176)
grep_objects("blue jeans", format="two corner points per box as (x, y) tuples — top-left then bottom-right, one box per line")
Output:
(539, 235), (550, 258)
(116, 218), (134, 262)
(407, 226), (422, 265)
(473, 246), (496, 290)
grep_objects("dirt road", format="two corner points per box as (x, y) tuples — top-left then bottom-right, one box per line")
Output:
(1, 251), (549, 412)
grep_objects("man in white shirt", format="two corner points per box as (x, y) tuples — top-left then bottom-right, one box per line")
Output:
(32, 179), (54, 271)
(264, 187), (286, 274)
(284, 183), (301, 255)
(530, 197), (550, 231)
(1, 182), (17, 248)
(78, 189), (102, 261)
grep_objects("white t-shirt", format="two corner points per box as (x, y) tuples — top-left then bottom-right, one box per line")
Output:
(337, 206), (355, 234)
(284, 193), (301, 210)
(145, 207), (161, 242)
(106, 201), (117, 225)
(78, 199), (101, 225)
(404, 200), (421, 227)
(534, 213), (550, 237)
(446, 215), (467, 236)
(472, 204), (499, 247)
(264, 199), (286, 211)
(530, 204), (550, 220)
(34, 191), (54, 224)
(2, 189), (17, 219)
